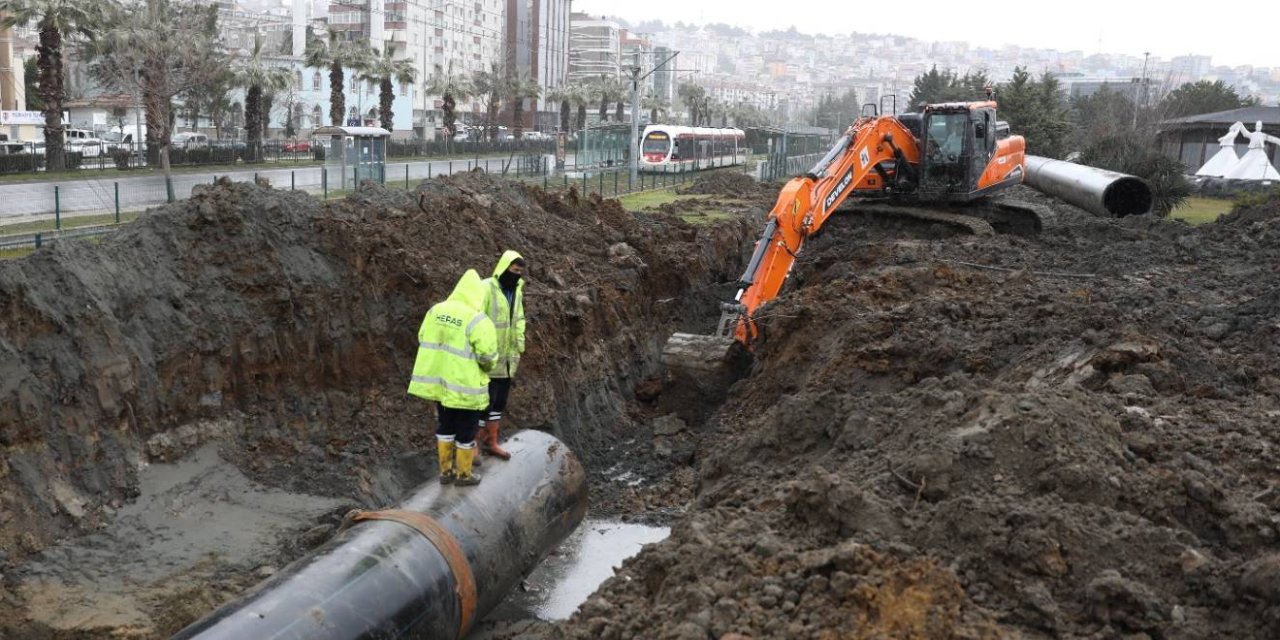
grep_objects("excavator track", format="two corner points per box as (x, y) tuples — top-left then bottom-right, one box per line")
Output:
(853, 203), (995, 235)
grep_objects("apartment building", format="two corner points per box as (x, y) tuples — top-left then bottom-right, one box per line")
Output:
(505, 0), (570, 132)
(568, 13), (620, 83)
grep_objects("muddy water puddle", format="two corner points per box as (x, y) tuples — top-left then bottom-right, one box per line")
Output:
(491, 519), (670, 621)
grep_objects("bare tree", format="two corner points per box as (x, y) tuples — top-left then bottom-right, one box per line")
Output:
(85, 0), (225, 180)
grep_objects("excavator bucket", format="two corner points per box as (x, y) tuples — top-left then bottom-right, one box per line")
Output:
(661, 332), (737, 372)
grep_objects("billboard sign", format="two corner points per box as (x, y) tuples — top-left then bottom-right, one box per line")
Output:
(1, 110), (70, 126)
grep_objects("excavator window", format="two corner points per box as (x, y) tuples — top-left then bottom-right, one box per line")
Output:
(926, 113), (968, 163)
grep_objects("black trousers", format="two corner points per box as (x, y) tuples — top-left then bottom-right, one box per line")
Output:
(486, 377), (513, 422)
(436, 404), (483, 445)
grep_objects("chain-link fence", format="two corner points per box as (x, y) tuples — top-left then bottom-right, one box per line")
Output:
(0, 157), (717, 252)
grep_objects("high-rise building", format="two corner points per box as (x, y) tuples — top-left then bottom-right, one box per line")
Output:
(651, 45), (675, 105)
(505, 0), (570, 132)
(1170, 55), (1212, 83)
(568, 13), (620, 84)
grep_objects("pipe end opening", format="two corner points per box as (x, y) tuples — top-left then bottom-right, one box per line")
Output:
(1103, 178), (1154, 217)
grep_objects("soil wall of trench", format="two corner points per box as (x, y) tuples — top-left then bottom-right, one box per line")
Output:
(0, 174), (753, 637)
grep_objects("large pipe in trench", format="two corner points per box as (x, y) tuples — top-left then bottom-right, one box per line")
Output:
(171, 429), (587, 640)
(1023, 155), (1154, 217)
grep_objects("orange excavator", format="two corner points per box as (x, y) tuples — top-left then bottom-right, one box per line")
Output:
(663, 98), (1027, 369)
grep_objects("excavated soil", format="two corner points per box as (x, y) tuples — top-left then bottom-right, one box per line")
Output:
(0, 173), (753, 638)
(528, 189), (1280, 640)
(678, 171), (777, 199)
(7, 168), (1280, 640)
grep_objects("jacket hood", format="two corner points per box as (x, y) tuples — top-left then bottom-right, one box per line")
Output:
(492, 250), (525, 278)
(447, 269), (487, 312)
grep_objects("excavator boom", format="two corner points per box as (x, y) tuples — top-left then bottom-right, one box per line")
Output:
(662, 100), (1026, 371)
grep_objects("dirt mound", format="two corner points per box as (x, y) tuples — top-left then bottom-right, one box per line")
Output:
(677, 171), (761, 196)
(1213, 192), (1280, 233)
(0, 174), (752, 637)
(545, 197), (1280, 638)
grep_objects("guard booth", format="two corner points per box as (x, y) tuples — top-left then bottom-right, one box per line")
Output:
(313, 125), (390, 190)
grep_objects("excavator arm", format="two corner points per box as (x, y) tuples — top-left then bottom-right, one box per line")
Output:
(722, 115), (921, 344)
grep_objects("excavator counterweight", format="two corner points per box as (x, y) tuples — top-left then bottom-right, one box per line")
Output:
(662, 99), (1027, 372)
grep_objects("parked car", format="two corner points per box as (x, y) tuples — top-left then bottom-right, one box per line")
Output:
(102, 131), (144, 153)
(281, 140), (311, 153)
(65, 129), (105, 157)
(171, 132), (210, 150)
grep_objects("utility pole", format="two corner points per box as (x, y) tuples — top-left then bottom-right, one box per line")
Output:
(1134, 51), (1150, 129)
(630, 50), (679, 185)
(628, 56), (641, 184)
(134, 66), (144, 165)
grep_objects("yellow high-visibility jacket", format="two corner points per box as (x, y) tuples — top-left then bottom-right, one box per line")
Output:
(480, 250), (526, 379)
(407, 269), (498, 410)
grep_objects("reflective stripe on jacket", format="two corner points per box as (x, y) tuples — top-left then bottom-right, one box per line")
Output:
(481, 249), (526, 379)
(407, 270), (498, 410)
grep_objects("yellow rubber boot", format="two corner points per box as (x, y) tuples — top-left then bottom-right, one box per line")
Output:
(437, 439), (456, 484)
(454, 444), (482, 486)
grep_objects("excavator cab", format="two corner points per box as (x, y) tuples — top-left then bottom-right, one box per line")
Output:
(912, 101), (1024, 201)
(918, 104), (1001, 200)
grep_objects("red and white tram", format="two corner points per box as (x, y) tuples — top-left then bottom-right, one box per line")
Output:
(639, 125), (748, 172)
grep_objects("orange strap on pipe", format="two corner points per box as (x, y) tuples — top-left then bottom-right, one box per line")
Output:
(351, 509), (477, 638)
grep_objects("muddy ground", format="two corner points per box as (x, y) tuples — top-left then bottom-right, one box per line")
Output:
(0, 173), (753, 638)
(534, 186), (1280, 639)
(4, 169), (1280, 639)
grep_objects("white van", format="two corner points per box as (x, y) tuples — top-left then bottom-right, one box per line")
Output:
(65, 128), (105, 157)
(171, 132), (210, 150)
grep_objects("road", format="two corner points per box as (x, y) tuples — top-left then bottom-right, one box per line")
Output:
(0, 154), (559, 224)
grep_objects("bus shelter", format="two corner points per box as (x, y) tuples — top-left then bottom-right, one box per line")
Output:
(314, 125), (391, 190)
(576, 123), (634, 169)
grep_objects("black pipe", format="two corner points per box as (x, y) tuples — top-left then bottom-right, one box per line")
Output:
(171, 430), (587, 640)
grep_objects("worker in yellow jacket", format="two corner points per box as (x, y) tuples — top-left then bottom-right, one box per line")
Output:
(475, 250), (526, 462)
(408, 269), (498, 486)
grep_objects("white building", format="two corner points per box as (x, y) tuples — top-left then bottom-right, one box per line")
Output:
(568, 13), (620, 83)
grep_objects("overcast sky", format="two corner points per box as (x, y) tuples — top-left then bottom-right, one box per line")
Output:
(572, 0), (1280, 68)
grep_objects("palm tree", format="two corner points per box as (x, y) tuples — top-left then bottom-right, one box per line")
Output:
(592, 76), (623, 123)
(471, 62), (503, 141)
(424, 64), (472, 139)
(544, 86), (570, 133)
(566, 82), (590, 133)
(231, 35), (292, 162)
(305, 29), (371, 127)
(504, 70), (540, 139)
(643, 93), (669, 124)
(0, 0), (102, 171)
(361, 46), (415, 132)
(677, 81), (706, 126)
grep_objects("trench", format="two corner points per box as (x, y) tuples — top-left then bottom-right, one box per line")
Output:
(0, 175), (754, 639)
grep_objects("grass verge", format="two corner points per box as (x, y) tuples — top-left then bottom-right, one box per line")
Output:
(1171, 197), (1232, 225)
(0, 212), (141, 235)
